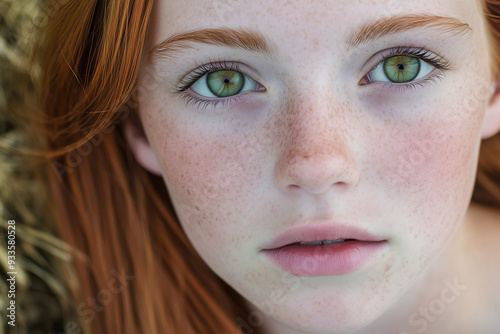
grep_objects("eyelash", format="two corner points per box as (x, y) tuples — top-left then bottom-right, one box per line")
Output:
(174, 59), (249, 109)
(369, 46), (451, 91)
(175, 47), (451, 108)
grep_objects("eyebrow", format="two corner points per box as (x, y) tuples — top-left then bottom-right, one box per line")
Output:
(149, 27), (278, 63)
(346, 14), (472, 49)
(149, 14), (472, 62)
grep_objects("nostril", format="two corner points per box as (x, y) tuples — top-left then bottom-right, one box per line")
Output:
(274, 138), (360, 195)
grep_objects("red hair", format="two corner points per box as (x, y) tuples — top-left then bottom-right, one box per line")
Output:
(474, 0), (500, 207)
(36, 1), (249, 333)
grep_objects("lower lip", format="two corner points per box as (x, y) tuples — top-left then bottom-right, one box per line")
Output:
(262, 240), (387, 277)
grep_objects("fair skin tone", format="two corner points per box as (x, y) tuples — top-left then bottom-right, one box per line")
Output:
(125, 0), (500, 333)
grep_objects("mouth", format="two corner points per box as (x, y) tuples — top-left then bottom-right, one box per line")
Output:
(261, 223), (387, 277)
(262, 224), (385, 250)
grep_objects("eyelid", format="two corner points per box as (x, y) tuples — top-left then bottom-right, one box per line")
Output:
(358, 46), (451, 91)
(361, 46), (451, 77)
(373, 74), (446, 92)
(175, 59), (262, 93)
(173, 59), (265, 111)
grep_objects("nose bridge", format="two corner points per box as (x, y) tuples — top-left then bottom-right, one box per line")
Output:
(284, 90), (346, 155)
(279, 83), (355, 159)
(274, 87), (359, 195)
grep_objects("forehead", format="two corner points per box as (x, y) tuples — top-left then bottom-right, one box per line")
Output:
(148, 0), (481, 43)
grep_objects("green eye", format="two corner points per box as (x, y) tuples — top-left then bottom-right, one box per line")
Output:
(207, 70), (245, 97)
(383, 56), (420, 83)
(191, 69), (260, 99)
(366, 54), (435, 85)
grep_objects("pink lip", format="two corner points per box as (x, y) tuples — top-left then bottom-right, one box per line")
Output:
(261, 224), (387, 277)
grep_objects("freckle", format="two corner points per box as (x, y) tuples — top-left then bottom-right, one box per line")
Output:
(187, 189), (191, 195)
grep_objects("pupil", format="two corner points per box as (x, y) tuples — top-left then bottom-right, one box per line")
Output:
(397, 62), (405, 71)
(223, 77), (231, 84)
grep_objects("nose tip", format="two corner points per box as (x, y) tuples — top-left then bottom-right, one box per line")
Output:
(275, 144), (360, 196)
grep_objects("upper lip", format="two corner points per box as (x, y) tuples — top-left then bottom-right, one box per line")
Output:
(262, 222), (386, 250)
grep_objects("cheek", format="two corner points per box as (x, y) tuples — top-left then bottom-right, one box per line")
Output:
(140, 103), (267, 269)
(369, 94), (485, 263)
(381, 118), (478, 201)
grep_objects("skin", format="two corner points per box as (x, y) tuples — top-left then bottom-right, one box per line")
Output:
(126, 0), (500, 333)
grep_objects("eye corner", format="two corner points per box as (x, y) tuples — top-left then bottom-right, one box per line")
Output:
(256, 84), (267, 92)
(358, 76), (370, 86)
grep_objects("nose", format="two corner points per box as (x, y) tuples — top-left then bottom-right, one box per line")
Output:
(274, 91), (360, 196)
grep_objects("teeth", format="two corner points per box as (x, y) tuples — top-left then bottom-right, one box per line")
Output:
(299, 240), (323, 245)
(299, 239), (345, 245)
(322, 239), (345, 244)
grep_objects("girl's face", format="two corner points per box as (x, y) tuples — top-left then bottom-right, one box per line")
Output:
(132, 0), (498, 332)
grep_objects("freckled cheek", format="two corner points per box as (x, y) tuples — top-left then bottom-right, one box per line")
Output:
(375, 109), (482, 249)
(380, 111), (481, 197)
(364, 115), (482, 275)
(144, 117), (265, 254)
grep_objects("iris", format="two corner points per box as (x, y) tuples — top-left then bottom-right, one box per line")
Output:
(383, 56), (420, 83)
(207, 70), (245, 97)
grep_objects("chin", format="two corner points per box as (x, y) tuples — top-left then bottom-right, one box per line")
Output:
(255, 286), (394, 334)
